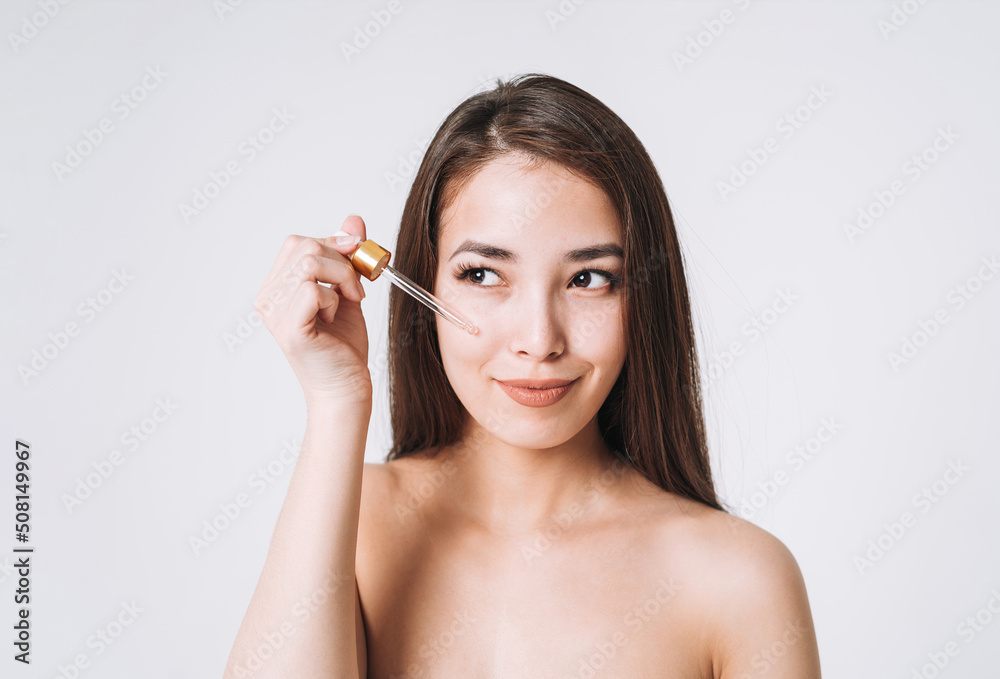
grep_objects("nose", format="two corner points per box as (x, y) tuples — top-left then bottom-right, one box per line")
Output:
(507, 289), (566, 361)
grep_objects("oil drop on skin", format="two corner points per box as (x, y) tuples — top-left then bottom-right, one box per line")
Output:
(333, 231), (479, 336)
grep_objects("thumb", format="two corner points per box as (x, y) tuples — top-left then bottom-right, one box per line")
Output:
(330, 214), (365, 252)
(330, 214), (367, 283)
(339, 214), (367, 243)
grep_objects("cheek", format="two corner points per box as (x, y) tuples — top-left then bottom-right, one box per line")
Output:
(566, 301), (625, 361)
(435, 313), (495, 383)
(437, 276), (503, 324)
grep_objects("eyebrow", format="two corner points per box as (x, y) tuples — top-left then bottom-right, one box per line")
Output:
(447, 239), (624, 263)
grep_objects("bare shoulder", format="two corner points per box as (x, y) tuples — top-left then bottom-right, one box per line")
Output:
(359, 452), (441, 530)
(360, 452), (434, 492)
(359, 460), (396, 512)
(650, 503), (822, 679)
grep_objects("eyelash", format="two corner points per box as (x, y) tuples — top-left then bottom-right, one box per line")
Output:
(453, 263), (621, 290)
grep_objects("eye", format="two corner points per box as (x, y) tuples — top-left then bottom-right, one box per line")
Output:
(571, 269), (620, 290)
(454, 264), (503, 287)
(453, 264), (620, 290)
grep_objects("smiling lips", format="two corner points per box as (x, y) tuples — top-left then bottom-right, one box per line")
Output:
(495, 378), (577, 407)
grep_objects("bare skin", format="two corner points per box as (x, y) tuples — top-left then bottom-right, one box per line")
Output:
(352, 156), (822, 678)
(356, 452), (820, 679)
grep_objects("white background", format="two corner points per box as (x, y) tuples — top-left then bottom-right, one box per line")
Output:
(1, 0), (998, 676)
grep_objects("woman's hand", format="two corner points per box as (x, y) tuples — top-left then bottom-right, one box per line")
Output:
(254, 215), (373, 406)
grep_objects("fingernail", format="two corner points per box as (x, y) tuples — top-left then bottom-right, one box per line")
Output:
(335, 232), (361, 247)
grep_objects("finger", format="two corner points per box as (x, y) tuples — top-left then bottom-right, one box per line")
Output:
(333, 214), (368, 283)
(273, 238), (363, 296)
(261, 217), (368, 299)
(255, 274), (303, 328)
(256, 249), (361, 329)
(266, 234), (354, 291)
(262, 234), (308, 290)
(323, 232), (363, 260)
(314, 283), (343, 325)
(340, 214), (368, 244)
(321, 234), (366, 292)
(286, 280), (340, 334)
(289, 251), (365, 303)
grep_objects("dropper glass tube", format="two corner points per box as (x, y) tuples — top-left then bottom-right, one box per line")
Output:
(347, 238), (479, 335)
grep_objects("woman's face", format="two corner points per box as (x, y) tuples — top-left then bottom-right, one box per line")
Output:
(433, 155), (627, 449)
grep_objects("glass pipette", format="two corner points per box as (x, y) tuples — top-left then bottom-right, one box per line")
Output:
(343, 236), (479, 336)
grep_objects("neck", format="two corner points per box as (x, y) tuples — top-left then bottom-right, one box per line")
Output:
(435, 414), (625, 537)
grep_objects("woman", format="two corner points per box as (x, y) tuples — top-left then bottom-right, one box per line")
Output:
(224, 73), (822, 678)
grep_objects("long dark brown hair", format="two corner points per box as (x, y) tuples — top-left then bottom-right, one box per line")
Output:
(384, 73), (726, 513)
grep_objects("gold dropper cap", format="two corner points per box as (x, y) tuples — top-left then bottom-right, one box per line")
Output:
(349, 239), (390, 281)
